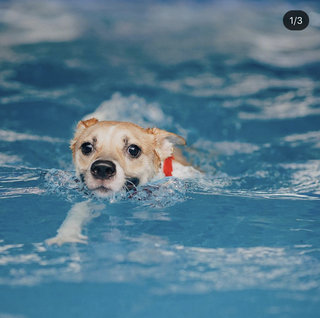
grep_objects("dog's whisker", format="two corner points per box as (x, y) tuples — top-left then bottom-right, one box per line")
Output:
(125, 179), (138, 191)
(124, 185), (130, 192)
(126, 179), (136, 187)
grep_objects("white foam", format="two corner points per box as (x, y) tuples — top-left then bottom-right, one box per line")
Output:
(0, 187), (45, 199)
(0, 172), (39, 183)
(0, 314), (26, 318)
(1, 233), (318, 292)
(0, 129), (64, 143)
(0, 153), (20, 165)
(84, 92), (170, 128)
(100, 2), (320, 67)
(160, 73), (224, 97)
(239, 91), (320, 120)
(280, 161), (320, 195)
(0, 253), (41, 266)
(158, 73), (316, 100)
(0, 244), (23, 253)
(193, 139), (259, 156)
(0, 1), (81, 46)
(249, 26), (320, 67)
(284, 131), (320, 148)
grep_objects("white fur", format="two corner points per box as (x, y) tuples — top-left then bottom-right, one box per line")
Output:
(171, 161), (201, 179)
(46, 201), (101, 246)
(153, 160), (201, 180)
(84, 160), (125, 197)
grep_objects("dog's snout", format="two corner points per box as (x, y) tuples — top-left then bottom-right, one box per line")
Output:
(91, 160), (116, 180)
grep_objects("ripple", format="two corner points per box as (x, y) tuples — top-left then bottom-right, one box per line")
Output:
(0, 239), (319, 294)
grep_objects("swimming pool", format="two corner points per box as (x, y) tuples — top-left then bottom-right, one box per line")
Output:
(0, 0), (320, 317)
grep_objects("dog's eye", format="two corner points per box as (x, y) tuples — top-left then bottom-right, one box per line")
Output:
(81, 142), (93, 155)
(127, 144), (141, 158)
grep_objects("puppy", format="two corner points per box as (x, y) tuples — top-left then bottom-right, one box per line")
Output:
(46, 118), (199, 245)
(71, 118), (198, 197)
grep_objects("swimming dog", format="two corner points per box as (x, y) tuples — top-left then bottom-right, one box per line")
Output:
(71, 118), (198, 197)
(46, 118), (199, 245)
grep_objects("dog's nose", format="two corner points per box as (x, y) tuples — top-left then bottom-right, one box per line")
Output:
(90, 160), (116, 180)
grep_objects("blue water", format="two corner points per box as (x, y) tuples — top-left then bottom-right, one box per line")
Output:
(1, 0), (320, 317)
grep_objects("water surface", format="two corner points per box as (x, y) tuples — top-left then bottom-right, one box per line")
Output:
(0, 1), (320, 317)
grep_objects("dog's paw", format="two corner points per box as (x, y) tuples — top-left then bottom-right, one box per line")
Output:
(45, 234), (88, 246)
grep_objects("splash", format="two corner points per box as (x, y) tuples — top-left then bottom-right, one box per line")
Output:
(43, 169), (85, 201)
(43, 168), (188, 207)
(84, 92), (172, 128)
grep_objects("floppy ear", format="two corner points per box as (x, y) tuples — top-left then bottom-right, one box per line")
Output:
(78, 117), (99, 129)
(70, 118), (99, 154)
(146, 127), (186, 160)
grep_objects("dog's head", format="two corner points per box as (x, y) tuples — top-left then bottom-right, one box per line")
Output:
(70, 118), (185, 197)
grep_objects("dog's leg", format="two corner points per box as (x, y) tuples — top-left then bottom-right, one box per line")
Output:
(45, 201), (103, 246)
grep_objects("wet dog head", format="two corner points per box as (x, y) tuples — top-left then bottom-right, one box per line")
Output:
(70, 118), (185, 197)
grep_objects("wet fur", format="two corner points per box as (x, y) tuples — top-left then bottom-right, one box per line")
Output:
(71, 118), (193, 196)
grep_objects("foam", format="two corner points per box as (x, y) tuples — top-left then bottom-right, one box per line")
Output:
(279, 161), (320, 195)
(43, 169), (84, 201)
(0, 153), (20, 165)
(159, 74), (315, 99)
(127, 178), (187, 208)
(239, 98), (320, 120)
(1, 237), (318, 294)
(284, 131), (320, 148)
(96, 2), (320, 67)
(84, 92), (171, 128)
(193, 139), (259, 156)
(0, 313), (26, 318)
(0, 187), (45, 199)
(0, 1), (81, 46)
(0, 129), (64, 143)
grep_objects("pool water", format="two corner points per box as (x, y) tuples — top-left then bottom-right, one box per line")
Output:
(1, 0), (320, 317)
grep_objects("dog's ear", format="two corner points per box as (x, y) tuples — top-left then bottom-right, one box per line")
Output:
(78, 118), (99, 129)
(70, 118), (99, 154)
(146, 127), (186, 160)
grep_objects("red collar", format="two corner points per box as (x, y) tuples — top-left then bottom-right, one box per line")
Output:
(163, 156), (174, 177)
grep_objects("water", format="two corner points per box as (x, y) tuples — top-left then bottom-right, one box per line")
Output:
(1, 0), (320, 317)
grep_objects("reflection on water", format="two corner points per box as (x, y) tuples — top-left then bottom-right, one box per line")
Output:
(1, 231), (319, 294)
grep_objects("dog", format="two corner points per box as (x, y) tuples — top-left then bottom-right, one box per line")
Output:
(71, 118), (199, 197)
(46, 118), (199, 245)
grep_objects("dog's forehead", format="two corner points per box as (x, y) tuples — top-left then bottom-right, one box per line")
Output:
(83, 122), (151, 143)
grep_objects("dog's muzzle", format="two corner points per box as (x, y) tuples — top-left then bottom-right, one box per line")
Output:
(90, 160), (116, 180)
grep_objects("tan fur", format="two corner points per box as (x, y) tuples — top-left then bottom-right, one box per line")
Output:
(70, 118), (99, 156)
(71, 118), (189, 196)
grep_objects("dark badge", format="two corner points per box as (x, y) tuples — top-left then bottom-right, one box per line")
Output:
(283, 10), (309, 31)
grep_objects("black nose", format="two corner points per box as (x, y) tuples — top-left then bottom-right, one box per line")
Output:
(90, 160), (116, 180)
